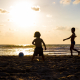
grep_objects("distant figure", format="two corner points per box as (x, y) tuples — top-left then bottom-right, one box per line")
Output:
(31, 31), (46, 61)
(63, 27), (80, 56)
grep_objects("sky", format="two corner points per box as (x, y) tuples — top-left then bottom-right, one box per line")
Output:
(0, 0), (80, 45)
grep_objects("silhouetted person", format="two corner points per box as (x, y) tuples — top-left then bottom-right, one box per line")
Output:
(63, 27), (80, 56)
(31, 31), (46, 61)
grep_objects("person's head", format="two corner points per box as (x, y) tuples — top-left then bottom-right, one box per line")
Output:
(34, 31), (41, 38)
(71, 27), (75, 33)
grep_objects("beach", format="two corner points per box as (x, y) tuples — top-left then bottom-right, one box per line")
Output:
(0, 55), (80, 80)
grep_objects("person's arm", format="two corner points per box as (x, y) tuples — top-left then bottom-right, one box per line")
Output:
(63, 36), (71, 41)
(74, 33), (77, 37)
(32, 40), (35, 45)
(42, 40), (46, 50)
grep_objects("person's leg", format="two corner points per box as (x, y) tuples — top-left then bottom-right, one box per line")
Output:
(70, 44), (74, 56)
(73, 48), (80, 55)
(70, 44), (80, 55)
(73, 48), (79, 52)
(42, 55), (45, 61)
(31, 48), (37, 61)
(31, 55), (35, 61)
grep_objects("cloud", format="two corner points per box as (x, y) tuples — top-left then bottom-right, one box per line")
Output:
(73, 0), (80, 4)
(55, 26), (79, 31)
(31, 6), (40, 11)
(0, 8), (9, 14)
(53, 2), (56, 4)
(60, 0), (71, 4)
(55, 26), (71, 31)
(46, 14), (52, 17)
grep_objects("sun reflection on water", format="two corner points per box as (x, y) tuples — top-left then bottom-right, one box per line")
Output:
(0, 44), (79, 56)
(15, 48), (34, 56)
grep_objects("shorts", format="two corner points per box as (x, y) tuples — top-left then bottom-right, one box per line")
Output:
(33, 47), (43, 56)
(71, 41), (75, 45)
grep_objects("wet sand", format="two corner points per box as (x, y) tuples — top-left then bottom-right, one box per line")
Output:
(0, 55), (80, 80)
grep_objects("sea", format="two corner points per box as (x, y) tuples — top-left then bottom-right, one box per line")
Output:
(0, 44), (80, 56)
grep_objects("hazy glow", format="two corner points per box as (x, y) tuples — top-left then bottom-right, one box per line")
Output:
(10, 2), (36, 26)
(0, 0), (80, 44)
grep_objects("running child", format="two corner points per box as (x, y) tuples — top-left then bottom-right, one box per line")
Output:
(63, 27), (80, 56)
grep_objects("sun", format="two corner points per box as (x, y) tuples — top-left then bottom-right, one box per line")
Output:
(10, 2), (36, 26)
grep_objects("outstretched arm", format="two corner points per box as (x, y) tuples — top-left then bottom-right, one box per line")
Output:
(63, 36), (71, 41)
(42, 41), (46, 50)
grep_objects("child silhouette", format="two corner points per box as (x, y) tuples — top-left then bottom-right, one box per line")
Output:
(31, 31), (46, 61)
(63, 27), (80, 56)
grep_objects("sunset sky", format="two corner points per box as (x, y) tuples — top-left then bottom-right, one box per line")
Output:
(0, 0), (80, 44)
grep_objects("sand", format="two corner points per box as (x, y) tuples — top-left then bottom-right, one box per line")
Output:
(0, 55), (80, 80)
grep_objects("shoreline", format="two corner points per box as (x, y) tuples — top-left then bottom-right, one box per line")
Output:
(0, 55), (80, 80)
